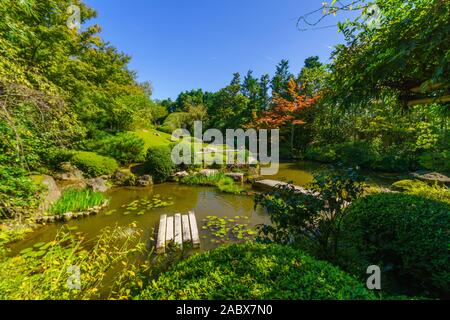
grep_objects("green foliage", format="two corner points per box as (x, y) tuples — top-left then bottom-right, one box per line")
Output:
(181, 173), (244, 195)
(391, 180), (429, 192)
(145, 146), (175, 183)
(305, 140), (420, 173)
(0, 224), (149, 300)
(0, 166), (38, 219)
(304, 145), (337, 163)
(71, 152), (118, 178)
(392, 180), (450, 205)
(331, 0), (450, 106)
(255, 169), (365, 260)
(341, 193), (450, 297)
(182, 173), (226, 186)
(139, 243), (376, 300)
(49, 188), (105, 216)
(217, 177), (244, 195)
(418, 150), (450, 174)
(90, 132), (145, 165)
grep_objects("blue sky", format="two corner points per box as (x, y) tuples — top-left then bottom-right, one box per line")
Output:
(84, 0), (357, 100)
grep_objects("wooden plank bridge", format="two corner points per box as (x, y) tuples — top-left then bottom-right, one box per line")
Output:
(156, 211), (200, 253)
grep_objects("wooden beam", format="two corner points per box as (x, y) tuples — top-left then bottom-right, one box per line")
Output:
(407, 95), (450, 107)
(410, 83), (445, 94)
(156, 214), (167, 254)
(174, 213), (183, 248)
(182, 214), (191, 243)
(189, 211), (201, 248)
(166, 216), (174, 243)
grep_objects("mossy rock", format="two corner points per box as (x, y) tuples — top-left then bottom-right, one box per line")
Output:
(391, 179), (428, 192)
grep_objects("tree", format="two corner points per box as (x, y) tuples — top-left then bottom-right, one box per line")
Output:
(329, 0), (450, 107)
(298, 56), (329, 97)
(251, 78), (319, 154)
(259, 74), (271, 110)
(271, 60), (293, 99)
(208, 84), (249, 131)
(230, 72), (242, 89)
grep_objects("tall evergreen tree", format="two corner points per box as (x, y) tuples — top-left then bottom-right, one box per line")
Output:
(271, 59), (293, 99)
(230, 72), (242, 90)
(259, 74), (271, 110)
(242, 70), (259, 100)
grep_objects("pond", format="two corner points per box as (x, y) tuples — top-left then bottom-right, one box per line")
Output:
(11, 183), (269, 254)
(11, 161), (403, 254)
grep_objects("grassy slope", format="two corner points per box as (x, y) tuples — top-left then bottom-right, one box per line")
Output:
(131, 129), (173, 151)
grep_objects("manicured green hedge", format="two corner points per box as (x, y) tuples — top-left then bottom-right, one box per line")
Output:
(140, 243), (376, 300)
(145, 145), (175, 183)
(341, 193), (450, 297)
(71, 151), (118, 178)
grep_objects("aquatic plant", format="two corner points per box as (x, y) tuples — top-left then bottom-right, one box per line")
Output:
(120, 195), (174, 216)
(182, 173), (244, 195)
(201, 215), (256, 245)
(49, 188), (106, 216)
(0, 224), (150, 300)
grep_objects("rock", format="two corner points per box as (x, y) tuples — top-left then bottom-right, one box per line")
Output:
(64, 212), (74, 221)
(411, 171), (450, 186)
(225, 172), (244, 183)
(85, 177), (110, 192)
(137, 175), (153, 187)
(56, 162), (84, 181)
(199, 169), (219, 176)
(248, 156), (258, 165)
(114, 169), (136, 186)
(35, 175), (61, 212)
(253, 179), (319, 196)
(174, 171), (189, 178)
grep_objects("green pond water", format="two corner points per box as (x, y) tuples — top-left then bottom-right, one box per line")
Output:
(11, 161), (402, 254)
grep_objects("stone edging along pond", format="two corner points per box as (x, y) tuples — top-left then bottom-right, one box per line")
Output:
(35, 200), (110, 224)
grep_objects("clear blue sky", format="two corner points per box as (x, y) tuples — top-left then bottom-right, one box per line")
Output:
(84, 0), (357, 100)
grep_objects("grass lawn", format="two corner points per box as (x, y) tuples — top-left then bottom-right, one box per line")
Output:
(131, 129), (173, 151)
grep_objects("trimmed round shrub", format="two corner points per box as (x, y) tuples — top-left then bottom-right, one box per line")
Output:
(145, 145), (175, 183)
(139, 243), (376, 300)
(341, 193), (450, 297)
(71, 151), (118, 178)
(94, 132), (145, 165)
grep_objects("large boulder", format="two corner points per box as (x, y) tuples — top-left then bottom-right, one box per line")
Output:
(411, 171), (450, 186)
(34, 175), (61, 212)
(199, 169), (219, 176)
(113, 169), (136, 186)
(174, 171), (189, 178)
(85, 177), (110, 192)
(137, 175), (153, 187)
(225, 172), (244, 183)
(55, 162), (84, 181)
